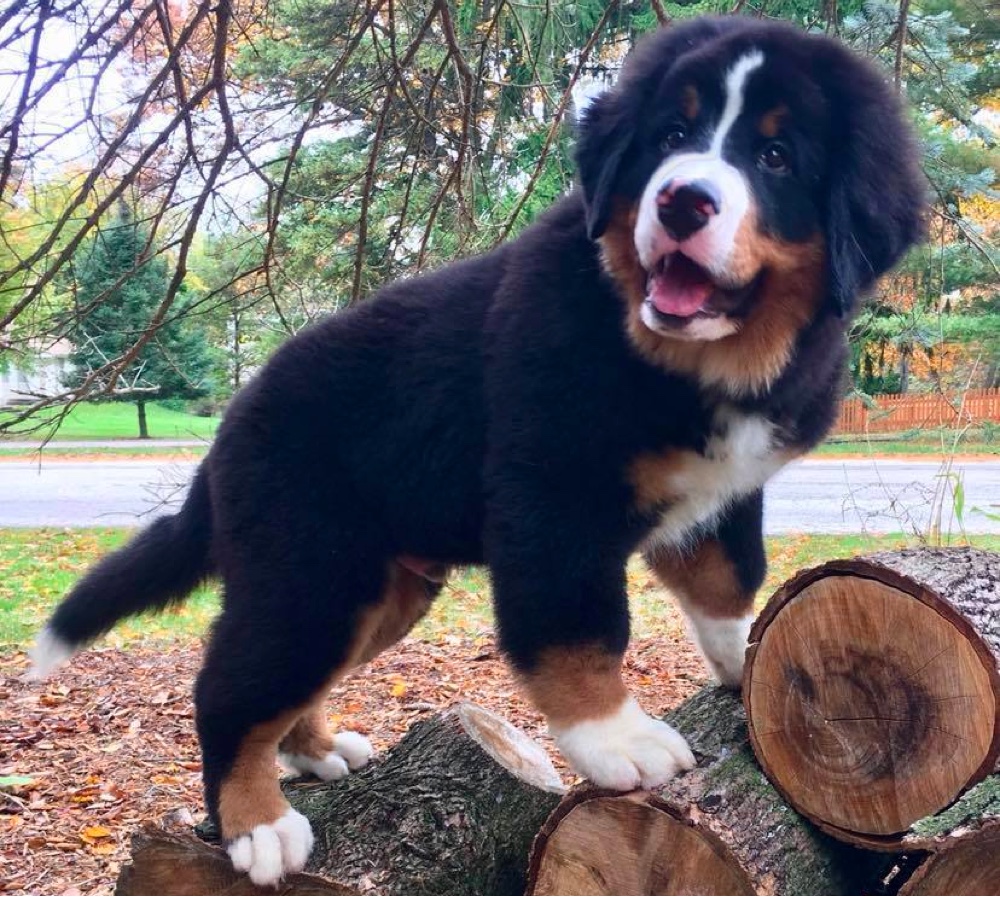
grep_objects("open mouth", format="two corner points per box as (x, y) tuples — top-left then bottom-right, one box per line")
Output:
(644, 253), (759, 326)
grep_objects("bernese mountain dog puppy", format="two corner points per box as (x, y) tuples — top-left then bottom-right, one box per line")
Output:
(31, 16), (926, 885)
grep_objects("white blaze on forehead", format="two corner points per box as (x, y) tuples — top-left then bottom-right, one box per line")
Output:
(632, 49), (766, 287)
(710, 50), (766, 157)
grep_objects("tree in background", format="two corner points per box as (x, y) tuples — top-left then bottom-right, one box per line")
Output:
(0, 0), (997, 428)
(64, 204), (214, 438)
(843, 0), (999, 395)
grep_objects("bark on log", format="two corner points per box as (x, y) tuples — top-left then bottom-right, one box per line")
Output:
(527, 687), (853, 895)
(744, 547), (1000, 847)
(116, 702), (566, 895)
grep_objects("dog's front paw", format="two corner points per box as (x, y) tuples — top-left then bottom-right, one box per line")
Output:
(552, 697), (695, 790)
(227, 808), (314, 887)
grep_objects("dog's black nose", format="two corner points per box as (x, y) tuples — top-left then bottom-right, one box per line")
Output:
(656, 179), (721, 242)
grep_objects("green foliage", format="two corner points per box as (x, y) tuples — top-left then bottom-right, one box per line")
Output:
(2, 0), (996, 412)
(63, 205), (214, 435)
(234, 0), (669, 309)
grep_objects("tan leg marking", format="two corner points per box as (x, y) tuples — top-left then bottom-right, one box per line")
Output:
(218, 710), (301, 840)
(520, 645), (629, 729)
(357, 561), (437, 665)
(218, 560), (440, 838)
(279, 706), (335, 760)
(646, 539), (753, 618)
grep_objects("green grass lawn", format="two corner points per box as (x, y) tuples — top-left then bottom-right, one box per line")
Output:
(2, 402), (996, 457)
(0, 401), (219, 442)
(815, 427), (1000, 456)
(4, 528), (998, 653)
(0, 444), (211, 459)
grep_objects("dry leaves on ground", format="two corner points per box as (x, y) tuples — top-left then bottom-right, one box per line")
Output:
(1, 632), (708, 895)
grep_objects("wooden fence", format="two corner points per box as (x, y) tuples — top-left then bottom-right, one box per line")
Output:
(834, 387), (1000, 435)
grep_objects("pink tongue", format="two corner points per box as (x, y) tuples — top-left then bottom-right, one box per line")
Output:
(648, 259), (713, 317)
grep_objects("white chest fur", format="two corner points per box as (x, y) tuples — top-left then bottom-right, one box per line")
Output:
(644, 408), (786, 550)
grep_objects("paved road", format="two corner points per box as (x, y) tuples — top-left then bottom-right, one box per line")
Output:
(1, 457), (998, 533)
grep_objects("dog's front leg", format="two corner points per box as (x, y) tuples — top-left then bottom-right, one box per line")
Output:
(645, 490), (766, 688)
(517, 643), (696, 790)
(487, 504), (694, 791)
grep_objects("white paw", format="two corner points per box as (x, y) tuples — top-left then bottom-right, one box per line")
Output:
(280, 750), (349, 781)
(684, 607), (754, 688)
(279, 731), (374, 781)
(552, 697), (696, 791)
(228, 808), (314, 887)
(332, 731), (374, 770)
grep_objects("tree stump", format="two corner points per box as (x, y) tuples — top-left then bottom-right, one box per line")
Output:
(116, 703), (566, 895)
(527, 688), (852, 895)
(744, 547), (1000, 847)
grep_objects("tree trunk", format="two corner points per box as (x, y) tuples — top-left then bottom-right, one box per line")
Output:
(745, 547), (1000, 848)
(527, 688), (853, 895)
(136, 399), (149, 439)
(116, 703), (566, 895)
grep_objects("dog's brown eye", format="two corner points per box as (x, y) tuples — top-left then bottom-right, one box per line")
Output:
(759, 142), (791, 173)
(661, 126), (687, 151)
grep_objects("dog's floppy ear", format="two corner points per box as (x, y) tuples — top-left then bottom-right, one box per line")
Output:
(576, 89), (635, 241)
(821, 49), (928, 316)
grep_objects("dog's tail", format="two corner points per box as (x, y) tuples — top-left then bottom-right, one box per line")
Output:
(28, 464), (215, 679)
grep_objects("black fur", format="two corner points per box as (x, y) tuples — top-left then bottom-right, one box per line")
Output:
(41, 17), (927, 831)
(814, 39), (928, 314)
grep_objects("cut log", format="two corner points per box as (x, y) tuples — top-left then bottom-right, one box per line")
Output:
(744, 547), (1000, 847)
(886, 776), (1000, 894)
(527, 687), (853, 895)
(116, 826), (356, 896)
(116, 702), (566, 895)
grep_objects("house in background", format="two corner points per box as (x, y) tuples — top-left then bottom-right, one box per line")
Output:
(0, 339), (72, 408)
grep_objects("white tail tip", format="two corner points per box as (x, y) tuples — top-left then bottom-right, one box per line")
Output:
(26, 627), (77, 680)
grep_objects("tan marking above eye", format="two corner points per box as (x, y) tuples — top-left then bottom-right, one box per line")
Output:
(758, 104), (789, 139)
(681, 85), (700, 120)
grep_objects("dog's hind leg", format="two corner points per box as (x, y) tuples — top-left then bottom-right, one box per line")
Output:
(277, 561), (442, 782)
(195, 540), (394, 887)
(196, 556), (443, 886)
(277, 706), (373, 781)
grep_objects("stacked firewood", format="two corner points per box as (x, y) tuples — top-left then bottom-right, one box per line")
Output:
(117, 548), (1000, 896)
